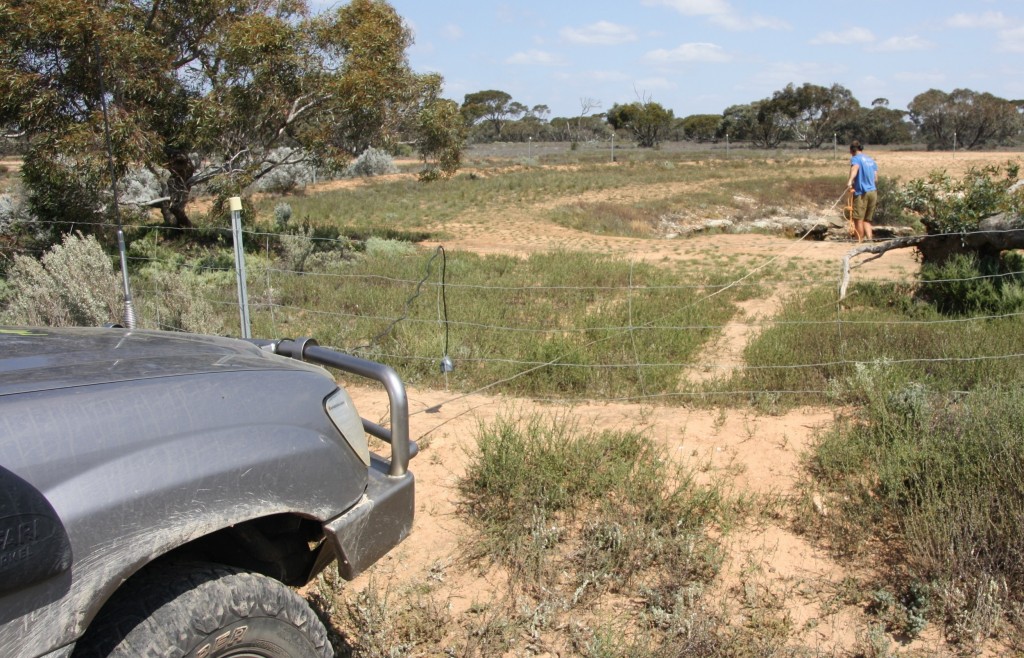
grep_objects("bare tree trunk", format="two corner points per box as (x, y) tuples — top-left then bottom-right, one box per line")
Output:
(160, 150), (196, 229)
(839, 215), (1024, 300)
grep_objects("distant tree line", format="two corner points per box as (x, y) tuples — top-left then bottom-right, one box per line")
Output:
(459, 83), (1024, 151)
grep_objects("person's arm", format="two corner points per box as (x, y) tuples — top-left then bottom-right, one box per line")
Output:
(847, 163), (860, 189)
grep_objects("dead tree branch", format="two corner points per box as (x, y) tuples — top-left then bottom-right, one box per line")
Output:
(839, 215), (1024, 300)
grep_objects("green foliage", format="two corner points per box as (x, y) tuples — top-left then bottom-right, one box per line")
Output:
(416, 98), (466, 179)
(363, 236), (416, 258)
(273, 202), (293, 230)
(737, 283), (1024, 408)
(279, 225), (316, 274)
(870, 175), (914, 227)
(771, 82), (858, 148)
(460, 89), (521, 139)
(2, 0), (450, 235)
(127, 236), (228, 334)
(909, 88), (1021, 150)
(606, 101), (674, 148)
(868, 583), (930, 639)
(680, 114), (723, 142)
(900, 163), (1022, 235)
(850, 105), (913, 145)
(20, 150), (110, 243)
(720, 99), (792, 148)
(251, 150), (317, 194)
(917, 251), (1024, 316)
(1, 232), (122, 326)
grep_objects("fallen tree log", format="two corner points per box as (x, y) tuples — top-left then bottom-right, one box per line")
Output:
(839, 214), (1024, 300)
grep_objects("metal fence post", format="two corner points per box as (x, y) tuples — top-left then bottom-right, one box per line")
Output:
(230, 196), (252, 338)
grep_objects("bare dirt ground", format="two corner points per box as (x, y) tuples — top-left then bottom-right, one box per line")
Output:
(342, 150), (1022, 656)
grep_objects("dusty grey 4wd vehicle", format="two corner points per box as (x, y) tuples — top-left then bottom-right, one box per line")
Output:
(0, 327), (416, 658)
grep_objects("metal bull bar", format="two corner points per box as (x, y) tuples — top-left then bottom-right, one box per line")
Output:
(257, 337), (416, 477)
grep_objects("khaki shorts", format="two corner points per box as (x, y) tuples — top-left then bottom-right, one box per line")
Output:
(853, 190), (877, 222)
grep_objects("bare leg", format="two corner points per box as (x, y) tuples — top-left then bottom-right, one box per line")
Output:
(864, 222), (873, 241)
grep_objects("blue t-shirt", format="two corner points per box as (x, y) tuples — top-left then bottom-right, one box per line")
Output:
(850, 153), (878, 195)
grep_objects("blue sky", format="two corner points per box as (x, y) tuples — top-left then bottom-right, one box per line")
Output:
(318, 1), (1024, 118)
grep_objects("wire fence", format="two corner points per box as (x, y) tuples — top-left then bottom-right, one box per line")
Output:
(9, 218), (1024, 407)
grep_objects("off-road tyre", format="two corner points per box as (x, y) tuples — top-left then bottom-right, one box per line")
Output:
(72, 562), (333, 657)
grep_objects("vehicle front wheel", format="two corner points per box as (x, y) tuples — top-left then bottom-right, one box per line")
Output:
(73, 562), (333, 658)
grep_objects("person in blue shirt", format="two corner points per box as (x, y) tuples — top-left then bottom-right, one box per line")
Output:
(846, 140), (879, 242)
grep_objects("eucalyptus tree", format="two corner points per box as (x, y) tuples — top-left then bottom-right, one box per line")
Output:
(460, 90), (524, 140)
(606, 101), (674, 148)
(0, 0), (446, 234)
(909, 88), (1020, 150)
(772, 82), (858, 148)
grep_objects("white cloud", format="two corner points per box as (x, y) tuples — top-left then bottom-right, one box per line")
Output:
(646, 42), (731, 63)
(505, 50), (567, 66)
(561, 21), (638, 45)
(871, 36), (934, 52)
(945, 11), (1009, 29)
(642, 0), (788, 31)
(441, 24), (463, 40)
(998, 25), (1024, 52)
(810, 27), (875, 46)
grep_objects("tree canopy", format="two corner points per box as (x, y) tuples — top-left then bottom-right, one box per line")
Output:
(772, 83), (858, 149)
(0, 0), (455, 232)
(909, 88), (1021, 150)
(606, 101), (674, 148)
(460, 90), (524, 140)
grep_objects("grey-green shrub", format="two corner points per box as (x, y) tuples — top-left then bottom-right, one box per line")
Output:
(135, 268), (226, 335)
(0, 192), (33, 237)
(127, 236), (227, 335)
(1, 232), (122, 326)
(364, 236), (416, 258)
(252, 148), (316, 193)
(280, 226), (315, 273)
(119, 166), (166, 206)
(274, 202), (293, 230)
(345, 148), (398, 178)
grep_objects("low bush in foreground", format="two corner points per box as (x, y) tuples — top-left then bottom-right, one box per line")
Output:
(806, 385), (1024, 649)
(456, 414), (727, 655)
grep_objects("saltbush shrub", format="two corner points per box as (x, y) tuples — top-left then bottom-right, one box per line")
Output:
(1, 232), (122, 327)
(274, 202), (293, 230)
(345, 148), (398, 178)
(127, 236), (228, 334)
(364, 236), (416, 258)
(280, 225), (315, 273)
(119, 166), (166, 206)
(251, 148), (317, 193)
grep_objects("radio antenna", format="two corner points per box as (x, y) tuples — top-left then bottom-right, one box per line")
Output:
(94, 37), (137, 329)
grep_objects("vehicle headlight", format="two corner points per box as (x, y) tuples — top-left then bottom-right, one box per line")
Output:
(324, 387), (370, 466)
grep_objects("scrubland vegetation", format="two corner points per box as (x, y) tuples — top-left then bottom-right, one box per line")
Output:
(3, 147), (1024, 655)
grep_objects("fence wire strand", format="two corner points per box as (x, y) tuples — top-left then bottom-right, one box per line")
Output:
(13, 218), (1024, 425)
